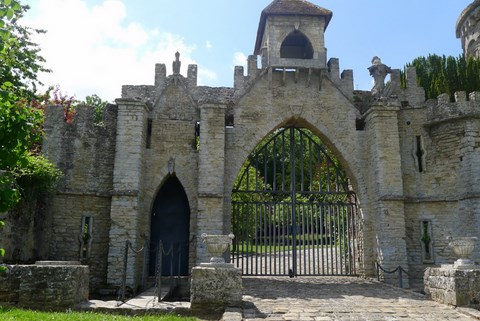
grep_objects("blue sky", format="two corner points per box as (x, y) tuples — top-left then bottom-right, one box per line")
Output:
(24, 0), (472, 101)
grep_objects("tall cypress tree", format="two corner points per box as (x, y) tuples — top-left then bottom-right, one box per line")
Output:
(402, 54), (480, 101)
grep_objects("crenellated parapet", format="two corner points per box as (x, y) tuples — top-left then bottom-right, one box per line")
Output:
(386, 67), (426, 108)
(233, 55), (354, 100)
(426, 91), (480, 126)
(326, 58), (353, 98)
(121, 61), (198, 105)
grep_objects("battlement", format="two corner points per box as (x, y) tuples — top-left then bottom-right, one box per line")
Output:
(122, 59), (198, 103)
(327, 58), (353, 98)
(388, 67), (426, 108)
(233, 55), (353, 99)
(426, 91), (480, 126)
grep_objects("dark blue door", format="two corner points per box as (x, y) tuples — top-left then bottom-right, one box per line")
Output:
(149, 176), (190, 276)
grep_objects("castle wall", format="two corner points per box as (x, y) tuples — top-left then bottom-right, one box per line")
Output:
(398, 91), (480, 288)
(32, 0), (480, 293)
(42, 104), (117, 292)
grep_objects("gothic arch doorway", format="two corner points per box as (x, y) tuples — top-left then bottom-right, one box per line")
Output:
(149, 176), (190, 276)
(231, 127), (362, 276)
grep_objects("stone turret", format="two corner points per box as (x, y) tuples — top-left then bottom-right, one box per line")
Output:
(254, 0), (332, 69)
(456, 1), (480, 58)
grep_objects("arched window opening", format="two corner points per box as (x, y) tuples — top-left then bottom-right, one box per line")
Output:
(467, 38), (480, 57)
(280, 31), (314, 59)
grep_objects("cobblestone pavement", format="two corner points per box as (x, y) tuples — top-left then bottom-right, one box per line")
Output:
(226, 276), (480, 321)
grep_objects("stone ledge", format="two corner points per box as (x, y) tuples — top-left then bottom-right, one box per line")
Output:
(424, 266), (480, 307)
(190, 265), (242, 310)
(0, 264), (89, 310)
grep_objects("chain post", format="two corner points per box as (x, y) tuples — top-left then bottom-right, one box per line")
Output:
(120, 240), (129, 302)
(156, 240), (163, 302)
(141, 238), (148, 291)
(398, 267), (403, 288)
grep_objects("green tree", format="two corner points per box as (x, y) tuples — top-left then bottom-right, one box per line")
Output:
(402, 54), (480, 101)
(0, 0), (49, 99)
(232, 127), (352, 250)
(79, 94), (110, 125)
(0, 0), (60, 269)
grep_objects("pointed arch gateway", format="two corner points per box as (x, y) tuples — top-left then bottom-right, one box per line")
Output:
(231, 127), (362, 276)
(149, 176), (190, 276)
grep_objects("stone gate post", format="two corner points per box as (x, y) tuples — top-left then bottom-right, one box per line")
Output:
(107, 98), (150, 288)
(196, 103), (227, 264)
(364, 100), (409, 285)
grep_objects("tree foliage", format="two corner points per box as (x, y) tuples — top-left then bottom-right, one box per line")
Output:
(0, 0), (60, 268)
(0, 0), (49, 99)
(79, 94), (109, 125)
(232, 128), (352, 242)
(402, 54), (480, 101)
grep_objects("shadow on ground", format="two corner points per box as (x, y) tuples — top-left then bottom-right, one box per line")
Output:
(242, 276), (425, 301)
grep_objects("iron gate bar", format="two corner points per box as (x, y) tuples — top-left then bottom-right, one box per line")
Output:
(232, 127), (361, 277)
(290, 127), (297, 277)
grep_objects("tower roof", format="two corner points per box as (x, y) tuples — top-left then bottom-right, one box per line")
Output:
(255, 0), (333, 54)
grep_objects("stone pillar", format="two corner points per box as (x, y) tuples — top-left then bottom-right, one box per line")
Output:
(364, 101), (409, 284)
(191, 234), (242, 310)
(425, 266), (480, 306)
(107, 98), (150, 288)
(458, 119), (480, 242)
(190, 265), (242, 310)
(196, 103), (227, 264)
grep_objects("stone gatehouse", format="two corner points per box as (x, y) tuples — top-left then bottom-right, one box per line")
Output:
(3, 0), (480, 293)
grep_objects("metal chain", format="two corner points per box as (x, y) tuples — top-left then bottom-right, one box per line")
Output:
(117, 240), (145, 304)
(128, 241), (145, 254)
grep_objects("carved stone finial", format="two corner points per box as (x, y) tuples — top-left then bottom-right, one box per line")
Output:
(368, 56), (392, 98)
(173, 51), (181, 75)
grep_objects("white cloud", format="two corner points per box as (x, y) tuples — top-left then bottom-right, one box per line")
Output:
(24, 0), (216, 101)
(199, 69), (217, 83)
(205, 40), (212, 49)
(233, 52), (248, 70)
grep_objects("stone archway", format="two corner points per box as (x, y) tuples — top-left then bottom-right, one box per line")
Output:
(231, 127), (363, 276)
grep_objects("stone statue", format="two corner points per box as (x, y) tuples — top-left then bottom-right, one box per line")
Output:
(173, 51), (181, 75)
(368, 56), (392, 98)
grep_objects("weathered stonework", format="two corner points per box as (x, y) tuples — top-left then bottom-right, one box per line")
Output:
(424, 266), (480, 306)
(190, 266), (242, 309)
(456, 1), (480, 58)
(0, 263), (89, 310)
(2, 0), (480, 294)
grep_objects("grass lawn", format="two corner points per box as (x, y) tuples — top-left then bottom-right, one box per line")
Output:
(0, 307), (202, 321)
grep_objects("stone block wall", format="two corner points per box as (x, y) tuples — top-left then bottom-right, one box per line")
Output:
(0, 263), (89, 310)
(425, 266), (480, 306)
(398, 92), (480, 288)
(42, 104), (117, 292)
(48, 195), (111, 292)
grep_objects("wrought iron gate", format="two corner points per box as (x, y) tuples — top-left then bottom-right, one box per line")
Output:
(231, 127), (362, 276)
